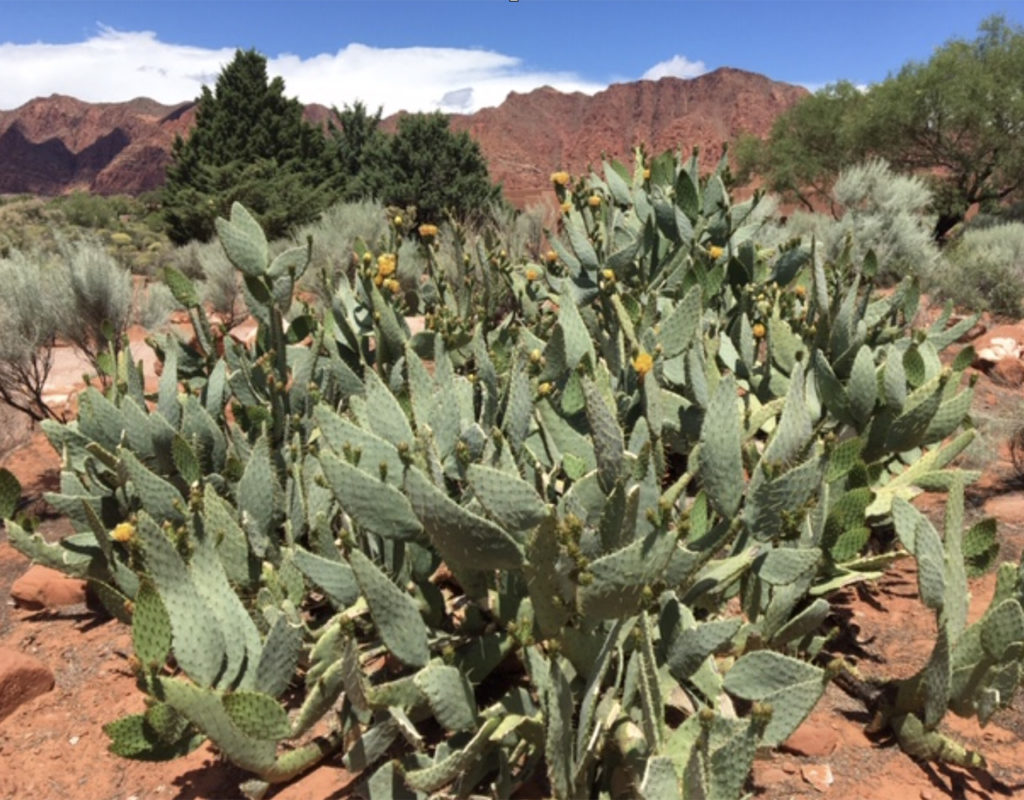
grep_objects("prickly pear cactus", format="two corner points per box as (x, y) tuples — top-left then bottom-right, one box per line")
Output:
(2, 153), (1016, 800)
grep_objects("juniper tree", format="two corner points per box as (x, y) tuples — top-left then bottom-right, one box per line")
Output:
(162, 49), (337, 243)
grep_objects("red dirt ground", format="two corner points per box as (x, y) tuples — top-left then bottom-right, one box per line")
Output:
(3, 322), (1024, 800)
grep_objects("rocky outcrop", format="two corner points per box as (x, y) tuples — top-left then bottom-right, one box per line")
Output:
(0, 68), (806, 206)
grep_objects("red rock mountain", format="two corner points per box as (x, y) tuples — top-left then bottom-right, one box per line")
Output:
(0, 67), (806, 208)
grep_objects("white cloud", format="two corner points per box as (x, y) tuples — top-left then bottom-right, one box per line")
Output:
(0, 26), (606, 114)
(642, 55), (707, 81)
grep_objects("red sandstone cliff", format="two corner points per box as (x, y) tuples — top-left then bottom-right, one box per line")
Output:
(0, 67), (806, 206)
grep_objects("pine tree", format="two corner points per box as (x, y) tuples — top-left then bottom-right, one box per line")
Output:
(374, 112), (501, 225)
(162, 49), (337, 243)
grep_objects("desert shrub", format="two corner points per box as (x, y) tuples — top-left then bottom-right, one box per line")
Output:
(58, 238), (133, 373)
(293, 199), (389, 300)
(766, 159), (939, 284)
(931, 222), (1024, 315)
(53, 191), (118, 229)
(133, 282), (178, 331)
(0, 249), (67, 421)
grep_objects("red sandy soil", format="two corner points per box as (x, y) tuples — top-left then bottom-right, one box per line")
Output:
(3, 320), (1024, 800)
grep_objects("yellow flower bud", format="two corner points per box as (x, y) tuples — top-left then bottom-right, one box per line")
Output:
(550, 171), (570, 186)
(588, 194), (602, 208)
(643, 168), (651, 180)
(708, 245), (724, 260)
(393, 215), (403, 226)
(377, 253), (396, 277)
(384, 278), (401, 294)
(111, 521), (135, 542)
(544, 250), (558, 264)
(538, 381), (553, 396)
(632, 351), (653, 378)
(601, 269), (615, 282)
(793, 285), (807, 298)
(417, 223), (438, 239)
(753, 323), (767, 339)
(525, 267), (540, 282)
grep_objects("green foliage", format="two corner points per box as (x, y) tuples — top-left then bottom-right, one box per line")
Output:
(931, 222), (1024, 316)
(735, 81), (865, 215)
(740, 16), (1024, 237)
(371, 112), (502, 225)
(162, 49), (337, 244)
(766, 159), (940, 284)
(326, 102), (390, 202)
(0, 249), (66, 421)
(5, 147), (1019, 800)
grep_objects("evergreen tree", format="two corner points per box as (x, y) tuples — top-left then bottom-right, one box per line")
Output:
(375, 112), (501, 225)
(162, 49), (337, 243)
(327, 101), (390, 202)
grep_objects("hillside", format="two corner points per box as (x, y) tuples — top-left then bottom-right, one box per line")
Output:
(0, 67), (806, 206)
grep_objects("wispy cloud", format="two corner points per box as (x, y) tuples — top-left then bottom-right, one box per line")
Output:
(642, 55), (708, 81)
(0, 26), (607, 113)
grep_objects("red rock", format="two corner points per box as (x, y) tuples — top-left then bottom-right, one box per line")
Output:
(0, 647), (54, 721)
(990, 356), (1024, 387)
(10, 565), (87, 610)
(783, 722), (840, 757)
(0, 68), (806, 208)
(755, 766), (792, 787)
(801, 763), (834, 792)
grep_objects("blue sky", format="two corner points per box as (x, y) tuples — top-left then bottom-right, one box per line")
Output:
(0, 1), (1020, 113)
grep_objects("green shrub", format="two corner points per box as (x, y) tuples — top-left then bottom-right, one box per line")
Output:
(765, 159), (939, 284)
(4, 152), (1020, 800)
(58, 239), (133, 374)
(932, 222), (1024, 315)
(0, 249), (67, 421)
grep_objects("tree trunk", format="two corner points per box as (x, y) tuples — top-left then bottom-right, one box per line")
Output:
(933, 211), (963, 244)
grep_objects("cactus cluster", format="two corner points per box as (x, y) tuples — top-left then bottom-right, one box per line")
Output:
(2, 148), (1020, 799)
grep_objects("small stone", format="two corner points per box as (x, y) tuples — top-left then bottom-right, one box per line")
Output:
(0, 647), (55, 721)
(10, 565), (87, 610)
(68, 735), (79, 745)
(783, 722), (840, 757)
(801, 763), (834, 793)
(990, 356), (1024, 387)
(756, 767), (790, 786)
(781, 761), (799, 775)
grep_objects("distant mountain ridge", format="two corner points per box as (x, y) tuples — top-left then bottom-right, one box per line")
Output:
(0, 67), (807, 208)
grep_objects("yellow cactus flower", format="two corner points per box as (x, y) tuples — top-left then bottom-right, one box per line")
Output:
(708, 245), (724, 260)
(525, 267), (540, 281)
(538, 381), (553, 396)
(793, 285), (807, 298)
(601, 269), (615, 282)
(753, 323), (767, 339)
(544, 250), (558, 264)
(632, 351), (654, 378)
(588, 194), (602, 208)
(111, 522), (135, 542)
(393, 215), (403, 226)
(383, 278), (401, 294)
(377, 253), (397, 277)
(418, 223), (438, 239)
(550, 171), (570, 186)
(373, 273), (384, 287)
(560, 201), (572, 214)
(643, 168), (651, 180)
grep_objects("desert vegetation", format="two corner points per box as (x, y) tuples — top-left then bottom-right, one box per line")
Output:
(2, 14), (1024, 800)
